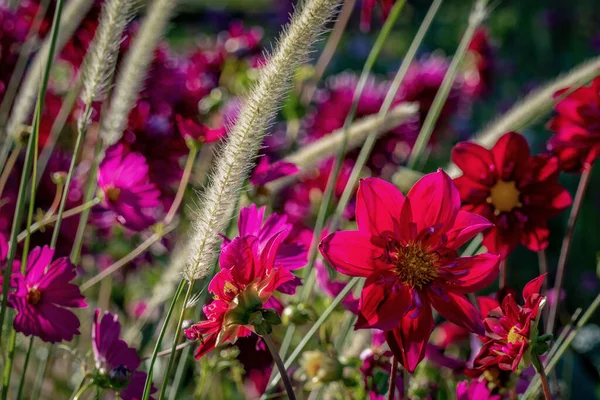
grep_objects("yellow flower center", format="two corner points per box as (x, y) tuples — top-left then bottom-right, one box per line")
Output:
(26, 287), (41, 305)
(105, 186), (121, 202)
(487, 180), (521, 215)
(393, 242), (439, 290)
(507, 326), (524, 344)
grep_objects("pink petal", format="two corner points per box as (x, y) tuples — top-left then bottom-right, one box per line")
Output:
(491, 132), (531, 181)
(356, 178), (404, 235)
(451, 142), (495, 184)
(384, 301), (434, 373)
(355, 271), (410, 330)
(319, 231), (388, 277)
(444, 253), (500, 293)
(407, 170), (460, 233)
(428, 290), (484, 335)
(446, 211), (493, 249)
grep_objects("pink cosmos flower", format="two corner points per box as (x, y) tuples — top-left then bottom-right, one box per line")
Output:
(452, 132), (572, 258)
(250, 157), (298, 187)
(8, 246), (86, 342)
(456, 380), (501, 400)
(92, 310), (156, 399)
(184, 233), (296, 358)
(97, 144), (161, 231)
(319, 171), (500, 372)
(473, 275), (546, 372)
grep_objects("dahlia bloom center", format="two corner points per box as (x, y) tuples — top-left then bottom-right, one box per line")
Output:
(26, 287), (41, 305)
(105, 186), (121, 202)
(487, 180), (521, 214)
(507, 326), (525, 344)
(392, 242), (439, 290)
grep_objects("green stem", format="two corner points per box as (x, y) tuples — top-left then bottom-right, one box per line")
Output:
(32, 344), (52, 399)
(142, 279), (186, 400)
(387, 356), (398, 400)
(407, 0), (488, 169)
(0, 0), (66, 346)
(16, 337), (35, 400)
(17, 197), (101, 243)
(264, 277), (360, 394)
(167, 344), (191, 400)
(524, 293), (600, 398)
(73, 380), (95, 400)
(329, 0), (443, 232)
(259, 329), (296, 400)
(532, 352), (552, 400)
(1, 329), (18, 399)
(70, 138), (102, 265)
(50, 103), (92, 248)
(158, 280), (195, 400)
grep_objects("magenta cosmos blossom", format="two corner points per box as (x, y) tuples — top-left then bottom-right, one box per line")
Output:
(319, 171), (500, 372)
(92, 310), (155, 399)
(97, 144), (161, 231)
(9, 246), (86, 342)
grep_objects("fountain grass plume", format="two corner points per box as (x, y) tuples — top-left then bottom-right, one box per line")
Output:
(6, 0), (95, 137)
(100, 0), (176, 147)
(80, 0), (134, 107)
(183, 0), (341, 281)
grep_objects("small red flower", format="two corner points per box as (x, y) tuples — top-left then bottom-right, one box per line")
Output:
(360, 0), (396, 32)
(184, 233), (296, 359)
(548, 76), (600, 172)
(319, 171), (500, 372)
(452, 132), (572, 258)
(473, 275), (546, 372)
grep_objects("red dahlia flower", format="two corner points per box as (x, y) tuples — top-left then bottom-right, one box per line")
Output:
(319, 171), (500, 372)
(548, 76), (600, 172)
(473, 275), (546, 373)
(184, 233), (296, 358)
(452, 132), (572, 258)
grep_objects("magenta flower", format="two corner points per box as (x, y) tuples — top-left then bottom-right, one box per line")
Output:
(175, 114), (226, 143)
(92, 310), (156, 399)
(456, 380), (500, 400)
(222, 205), (306, 305)
(319, 171), (500, 372)
(97, 144), (161, 231)
(250, 156), (298, 187)
(8, 246), (86, 342)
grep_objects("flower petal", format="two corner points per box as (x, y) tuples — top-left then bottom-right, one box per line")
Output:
(384, 301), (434, 373)
(428, 291), (484, 335)
(443, 253), (500, 293)
(451, 142), (495, 184)
(491, 132), (531, 181)
(407, 170), (460, 233)
(355, 271), (410, 330)
(446, 211), (493, 249)
(356, 178), (404, 235)
(319, 231), (388, 277)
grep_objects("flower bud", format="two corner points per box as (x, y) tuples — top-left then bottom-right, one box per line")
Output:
(297, 351), (343, 389)
(109, 365), (132, 390)
(282, 303), (315, 326)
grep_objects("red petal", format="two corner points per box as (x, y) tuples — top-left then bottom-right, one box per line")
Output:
(523, 274), (546, 308)
(491, 132), (531, 181)
(319, 231), (388, 277)
(446, 211), (493, 249)
(355, 271), (410, 330)
(482, 226), (519, 259)
(451, 142), (495, 184)
(356, 178), (405, 235)
(407, 170), (460, 233)
(428, 291), (485, 335)
(445, 253), (500, 293)
(519, 221), (550, 252)
(384, 302), (434, 373)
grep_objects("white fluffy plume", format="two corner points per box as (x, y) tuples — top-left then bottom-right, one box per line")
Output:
(183, 0), (341, 281)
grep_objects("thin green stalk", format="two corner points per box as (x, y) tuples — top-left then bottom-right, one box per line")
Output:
(142, 279), (186, 400)
(524, 293), (600, 398)
(299, 0), (407, 299)
(167, 344), (191, 400)
(16, 337), (35, 400)
(2, 329), (18, 399)
(407, 0), (488, 169)
(17, 197), (101, 242)
(71, 102), (107, 265)
(330, 0), (443, 232)
(259, 328), (297, 400)
(0, 0), (67, 340)
(32, 344), (52, 399)
(50, 104), (92, 248)
(158, 280), (195, 400)
(264, 277), (360, 394)
(73, 379), (95, 400)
